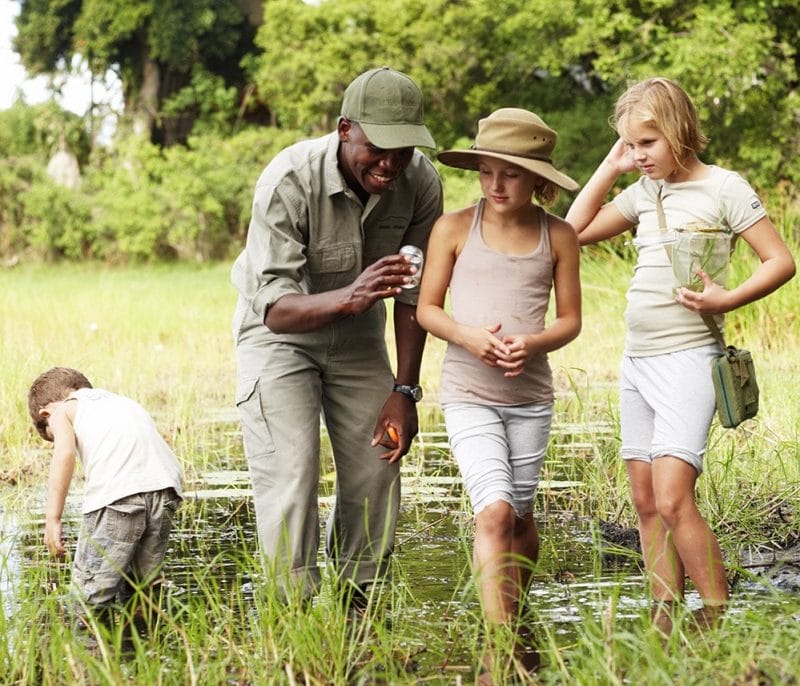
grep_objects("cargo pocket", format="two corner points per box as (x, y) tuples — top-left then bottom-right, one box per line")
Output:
(103, 497), (147, 542)
(164, 490), (181, 514)
(236, 376), (276, 458)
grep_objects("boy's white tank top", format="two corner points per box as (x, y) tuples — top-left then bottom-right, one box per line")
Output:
(439, 199), (554, 406)
(71, 388), (184, 513)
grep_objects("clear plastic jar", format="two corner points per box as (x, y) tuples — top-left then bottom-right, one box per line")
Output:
(671, 223), (732, 291)
(399, 245), (424, 289)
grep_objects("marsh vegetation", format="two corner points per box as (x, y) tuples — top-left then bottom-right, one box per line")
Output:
(1, 250), (798, 684)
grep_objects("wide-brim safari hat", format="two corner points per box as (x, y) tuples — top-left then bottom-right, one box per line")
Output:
(438, 108), (579, 191)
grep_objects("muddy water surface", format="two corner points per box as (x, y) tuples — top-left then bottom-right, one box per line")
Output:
(2, 422), (798, 676)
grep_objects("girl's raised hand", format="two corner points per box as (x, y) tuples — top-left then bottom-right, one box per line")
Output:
(605, 138), (637, 175)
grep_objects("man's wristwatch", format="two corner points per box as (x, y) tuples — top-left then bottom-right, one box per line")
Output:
(392, 383), (423, 403)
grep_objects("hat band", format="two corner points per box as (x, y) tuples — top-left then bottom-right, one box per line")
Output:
(471, 145), (552, 164)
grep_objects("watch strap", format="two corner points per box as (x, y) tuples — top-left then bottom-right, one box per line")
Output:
(392, 383), (422, 402)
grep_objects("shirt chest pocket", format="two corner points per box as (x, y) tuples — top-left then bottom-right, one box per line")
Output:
(306, 243), (359, 293)
(364, 216), (411, 264)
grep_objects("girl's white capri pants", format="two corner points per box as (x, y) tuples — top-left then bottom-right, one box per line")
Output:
(444, 402), (553, 517)
(620, 344), (719, 475)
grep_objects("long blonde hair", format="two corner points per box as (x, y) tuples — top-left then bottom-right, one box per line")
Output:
(614, 77), (708, 169)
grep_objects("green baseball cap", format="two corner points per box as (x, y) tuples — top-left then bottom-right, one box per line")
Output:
(341, 67), (436, 150)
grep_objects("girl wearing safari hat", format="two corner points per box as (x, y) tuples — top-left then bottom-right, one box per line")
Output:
(417, 108), (582, 682)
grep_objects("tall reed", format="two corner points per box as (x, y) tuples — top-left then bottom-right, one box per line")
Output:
(1, 240), (798, 683)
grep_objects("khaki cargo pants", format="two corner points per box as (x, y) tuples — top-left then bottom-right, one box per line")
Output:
(236, 304), (401, 598)
(73, 487), (181, 609)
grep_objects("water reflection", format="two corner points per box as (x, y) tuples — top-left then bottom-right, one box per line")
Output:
(1, 419), (798, 677)
(0, 509), (22, 622)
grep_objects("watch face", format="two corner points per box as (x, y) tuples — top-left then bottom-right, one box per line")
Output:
(394, 384), (423, 402)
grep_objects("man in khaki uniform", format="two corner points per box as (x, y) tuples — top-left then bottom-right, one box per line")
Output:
(231, 67), (443, 605)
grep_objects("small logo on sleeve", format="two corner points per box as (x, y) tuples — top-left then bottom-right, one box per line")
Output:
(750, 197), (762, 210)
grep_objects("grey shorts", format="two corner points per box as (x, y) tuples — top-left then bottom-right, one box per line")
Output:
(444, 402), (553, 517)
(620, 344), (719, 474)
(72, 488), (181, 608)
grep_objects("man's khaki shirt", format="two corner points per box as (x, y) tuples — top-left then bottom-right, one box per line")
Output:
(231, 132), (443, 340)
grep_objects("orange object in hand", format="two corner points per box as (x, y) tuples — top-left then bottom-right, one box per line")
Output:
(387, 426), (399, 443)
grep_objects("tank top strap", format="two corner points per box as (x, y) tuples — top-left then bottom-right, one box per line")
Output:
(469, 198), (486, 238)
(537, 205), (551, 256)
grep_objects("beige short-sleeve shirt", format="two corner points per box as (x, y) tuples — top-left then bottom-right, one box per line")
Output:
(612, 166), (766, 356)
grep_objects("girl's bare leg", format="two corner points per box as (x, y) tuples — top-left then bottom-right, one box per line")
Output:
(627, 460), (685, 602)
(651, 457), (728, 606)
(474, 502), (541, 683)
(510, 511), (538, 607)
(473, 500), (518, 623)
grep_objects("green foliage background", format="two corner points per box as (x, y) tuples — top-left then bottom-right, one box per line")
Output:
(1, 0), (798, 261)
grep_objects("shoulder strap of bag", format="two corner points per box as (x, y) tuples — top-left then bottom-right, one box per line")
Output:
(655, 186), (727, 349)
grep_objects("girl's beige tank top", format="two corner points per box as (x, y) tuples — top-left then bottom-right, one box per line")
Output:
(438, 199), (554, 406)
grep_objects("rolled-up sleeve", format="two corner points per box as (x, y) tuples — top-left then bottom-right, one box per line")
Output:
(244, 179), (309, 320)
(233, 134), (361, 331)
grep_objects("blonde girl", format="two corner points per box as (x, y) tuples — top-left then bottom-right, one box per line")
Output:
(566, 77), (795, 629)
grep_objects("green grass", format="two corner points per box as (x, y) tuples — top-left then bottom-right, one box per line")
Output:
(1, 252), (799, 684)
(0, 262), (237, 486)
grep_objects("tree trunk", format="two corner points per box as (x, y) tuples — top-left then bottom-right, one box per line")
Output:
(237, 0), (263, 26)
(131, 54), (160, 139)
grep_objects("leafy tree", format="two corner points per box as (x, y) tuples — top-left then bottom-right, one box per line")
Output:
(252, 0), (619, 203)
(5, 0), (799, 263)
(562, 0), (799, 188)
(253, 0), (798, 191)
(13, 0), (262, 145)
(252, 0), (587, 145)
(0, 100), (90, 163)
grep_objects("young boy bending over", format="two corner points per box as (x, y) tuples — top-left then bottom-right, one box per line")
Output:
(28, 366), (184, 626)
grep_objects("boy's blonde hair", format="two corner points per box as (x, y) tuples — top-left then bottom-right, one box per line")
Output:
(613, 77), (708, 169)
(28, 367), (92, 440)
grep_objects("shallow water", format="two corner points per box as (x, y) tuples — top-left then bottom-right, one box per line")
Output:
(2, 422), (798, 678)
